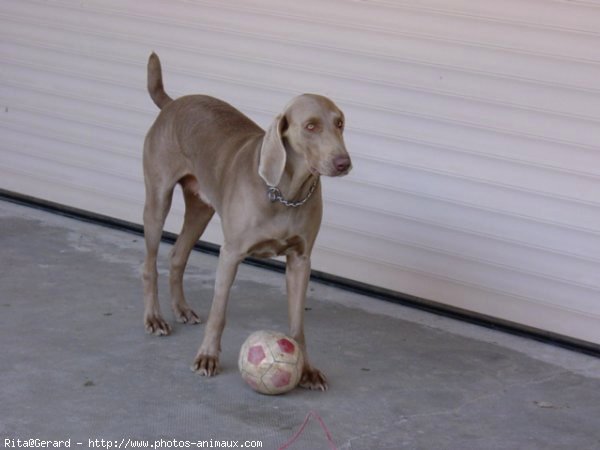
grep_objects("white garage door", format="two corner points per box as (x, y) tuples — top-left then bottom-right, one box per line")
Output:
(1, 0), (599, 345)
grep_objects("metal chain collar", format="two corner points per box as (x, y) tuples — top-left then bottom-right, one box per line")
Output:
(267, 179), (319, 208)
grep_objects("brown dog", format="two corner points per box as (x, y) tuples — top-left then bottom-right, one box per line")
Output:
(142, 53), (351, 390)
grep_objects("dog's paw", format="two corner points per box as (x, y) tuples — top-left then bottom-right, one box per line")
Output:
(144, 315), (172, 336)
(299, 365), (328, 391)
(191, 354), (220, 377)
(173, 305), (201, 325)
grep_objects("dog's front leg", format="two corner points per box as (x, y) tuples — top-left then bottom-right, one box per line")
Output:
(192, 245), (241, 376)
(286, 253), (328, 391)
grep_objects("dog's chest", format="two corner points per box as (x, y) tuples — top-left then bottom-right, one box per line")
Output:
(246, 236), (305, 259)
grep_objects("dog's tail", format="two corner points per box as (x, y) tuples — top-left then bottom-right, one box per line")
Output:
(147, 52), (173, 109)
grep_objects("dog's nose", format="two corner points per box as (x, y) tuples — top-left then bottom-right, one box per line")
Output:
(333, 155), (351, 173)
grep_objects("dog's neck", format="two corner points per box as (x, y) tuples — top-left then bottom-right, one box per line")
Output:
(278, 150), (319, 203)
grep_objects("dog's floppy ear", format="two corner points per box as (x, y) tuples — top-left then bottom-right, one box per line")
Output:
(259, 114), (288, 187)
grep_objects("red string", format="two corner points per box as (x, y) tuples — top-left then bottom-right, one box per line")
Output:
(278, 410), (338, 450)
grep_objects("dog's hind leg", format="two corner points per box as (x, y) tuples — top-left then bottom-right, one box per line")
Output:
(169, 176), (215, 324)
(142, 181), (175, 336)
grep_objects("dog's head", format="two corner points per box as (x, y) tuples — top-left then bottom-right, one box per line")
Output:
(259, 94), (352, 187)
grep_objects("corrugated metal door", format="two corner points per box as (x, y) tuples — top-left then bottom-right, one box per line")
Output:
(1, 0), (599, 344)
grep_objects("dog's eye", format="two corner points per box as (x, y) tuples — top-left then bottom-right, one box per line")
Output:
(305, 123), (316, 131)
(336, 120), (344, 129)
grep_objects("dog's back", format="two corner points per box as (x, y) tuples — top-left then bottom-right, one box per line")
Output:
(144, 54), (264, 202)
(147, 52), (261, 134)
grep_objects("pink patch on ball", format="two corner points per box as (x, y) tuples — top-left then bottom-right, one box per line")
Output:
(247, 345), (266, 365)
(270, 368), (292, 388)
(277, 338), (295, 354)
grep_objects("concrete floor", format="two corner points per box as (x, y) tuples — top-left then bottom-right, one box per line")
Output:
(1, 199), (600, 450)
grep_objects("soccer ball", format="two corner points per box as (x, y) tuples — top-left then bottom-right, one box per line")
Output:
(238, 330), (304, 395)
